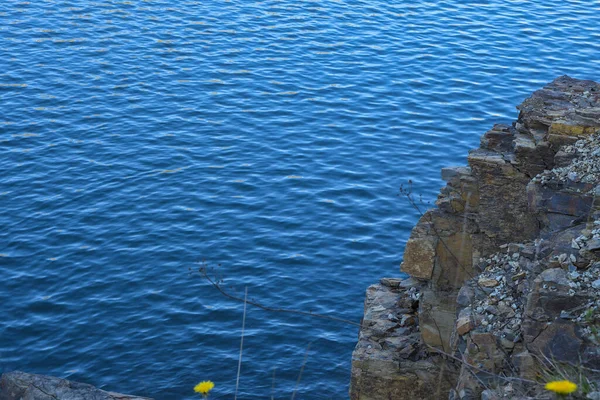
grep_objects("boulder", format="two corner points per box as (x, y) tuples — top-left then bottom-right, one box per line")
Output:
(0, 371), (152, 400)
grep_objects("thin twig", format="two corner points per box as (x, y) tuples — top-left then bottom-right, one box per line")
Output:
(270, 367), (277, 400)
(234, 286), (248, 400)
(291, 342), (312, 400)
(198, 267), (361, 327)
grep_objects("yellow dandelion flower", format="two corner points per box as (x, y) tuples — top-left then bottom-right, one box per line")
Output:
(545, 380), (577, 395)
(194, 380), (214, 397)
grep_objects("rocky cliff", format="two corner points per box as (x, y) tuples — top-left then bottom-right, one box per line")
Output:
(351, 76), (600, 400)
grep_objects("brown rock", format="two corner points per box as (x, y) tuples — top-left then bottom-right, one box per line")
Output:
(478, 277), (499, 287)
(401, 236), (437, 280)
(456, 308), (473, 336)
(549, 121), (600, 136)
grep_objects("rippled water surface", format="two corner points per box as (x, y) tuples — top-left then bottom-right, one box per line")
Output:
(1, 1), (600, 398)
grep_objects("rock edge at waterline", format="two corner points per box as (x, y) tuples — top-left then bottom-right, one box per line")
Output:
(351, 76), (600, 400)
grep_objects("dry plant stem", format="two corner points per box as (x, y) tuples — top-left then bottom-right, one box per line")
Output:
(199, 268), (361, 327)
(271, 368), (277, 400)
(234, 287), (248, 400)
(426, 345), (538, 385)
(537, 352), (600, 379)
(588, 188), (598, 226)
(291, 342), (312, 400)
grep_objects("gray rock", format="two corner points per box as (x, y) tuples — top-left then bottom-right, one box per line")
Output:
(441, 166), (472, 182)
(0, 371), (152, 400)
(480, 389), (501, 400)
(587, 238), (600, 251)
(379, 277), (403, 288)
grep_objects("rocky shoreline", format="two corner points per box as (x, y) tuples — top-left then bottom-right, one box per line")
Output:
(351, 76), (600, 399)
(4, 76), (600, 400)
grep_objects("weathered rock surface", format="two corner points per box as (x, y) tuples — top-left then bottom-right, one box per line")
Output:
(350, 279), (459, 400)
(351, 76), (600, 399)
(0, 371), (152, 400)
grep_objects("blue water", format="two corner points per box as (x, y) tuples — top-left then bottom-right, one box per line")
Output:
(1, 1), (599, 398)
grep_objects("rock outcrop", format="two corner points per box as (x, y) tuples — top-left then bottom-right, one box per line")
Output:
(351, 76), (600, 399)
(0, 371), (152, 400)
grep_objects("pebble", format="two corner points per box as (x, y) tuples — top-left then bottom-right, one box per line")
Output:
(532, 133), (600, 186)
(459, 215), (600, 343)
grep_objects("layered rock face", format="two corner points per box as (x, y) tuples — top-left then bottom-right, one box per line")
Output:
(351, 76), (600, 399)
(0, 371), (152, 400)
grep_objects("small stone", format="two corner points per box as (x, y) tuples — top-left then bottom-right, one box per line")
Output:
(568, 263), (578, 272)
(398, 343), (416, 359)
(592, 280), (600, 289)
(512, 272), (526, 281)
(459, 388), (476, 400)
(380, 277), (403, 288)
(569, 271), (580, 280)
(485, 306), (498, 315)
(478, 277), (500, 288)
(568, 171), (579, 181)
(480, 389), (501, 400)
(587, 238), (600, 252)
(507, 243), (521, 253)
(441, 166), (471, 182)
(521, 246), (536, 259)
(399, 277), (421, 289)
(561, 310), (576, 319)
(500, 336), (515, 350)
(456, 314), (473, 336)
(401, 314), (416, 326)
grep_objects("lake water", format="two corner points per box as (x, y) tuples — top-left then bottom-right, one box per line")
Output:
(1, 1), (599, 398)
